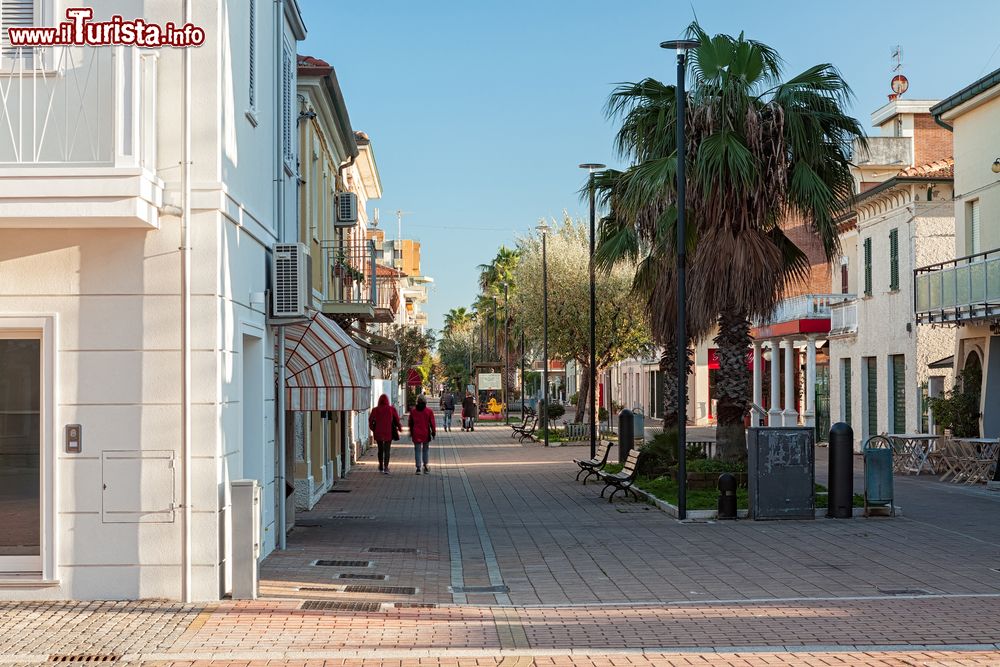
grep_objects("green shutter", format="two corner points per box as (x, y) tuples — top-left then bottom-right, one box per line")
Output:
(889, 229), (899, 291)
(866, 357), (877, 436)
(892, 355), (906, 433)
(843, 359), (852, 425)
(864, 238), (873, 296)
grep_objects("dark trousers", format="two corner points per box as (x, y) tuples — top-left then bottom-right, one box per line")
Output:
(377, 440), (392, 469)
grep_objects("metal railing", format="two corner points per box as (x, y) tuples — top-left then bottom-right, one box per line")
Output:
(829, 299), (858, 335)
(375, 273), (400, 315)
(758, 294), (854, 326)
(914, 248), (1000, 324)
(0, 46), (157, 168)
(321, 238), (376, 308)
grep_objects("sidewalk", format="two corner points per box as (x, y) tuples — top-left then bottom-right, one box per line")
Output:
(2, 422), (1000, 665)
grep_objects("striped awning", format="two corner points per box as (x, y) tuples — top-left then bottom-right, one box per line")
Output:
(284, 312), (371, 411)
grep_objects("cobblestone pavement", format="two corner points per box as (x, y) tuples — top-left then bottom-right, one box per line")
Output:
(3, 423), (1000, 666)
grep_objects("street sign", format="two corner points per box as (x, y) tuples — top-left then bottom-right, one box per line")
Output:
(477, 372), (501, 390)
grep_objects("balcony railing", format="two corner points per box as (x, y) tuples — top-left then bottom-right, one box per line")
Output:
(829, 299), (858, 335)
(0, 46), (157, 168)
(758, 294), (854, 326)
(914, 248), (1000, 324)
(321, 238), (377, 318)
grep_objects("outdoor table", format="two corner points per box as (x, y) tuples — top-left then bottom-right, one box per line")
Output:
(887, 433), (940, 475)
(952, 438), (1000, 483)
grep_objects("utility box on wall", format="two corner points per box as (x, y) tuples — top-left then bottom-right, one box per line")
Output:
(747, 427), (815, 520)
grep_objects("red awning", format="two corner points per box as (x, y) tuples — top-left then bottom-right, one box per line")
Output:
(707, 348), (755, 370)
(284, 313), (371, 411)
(406, 368), (423, 387)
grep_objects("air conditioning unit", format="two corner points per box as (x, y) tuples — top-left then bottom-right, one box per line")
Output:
(335, 192), (358, 226)
(271, 243), (311, 318)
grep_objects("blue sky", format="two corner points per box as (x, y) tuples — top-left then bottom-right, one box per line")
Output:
(299, 0), (1000, 334)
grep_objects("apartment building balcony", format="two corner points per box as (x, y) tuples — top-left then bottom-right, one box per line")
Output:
(829, 298), (858, 336)
(914, 249), (1000, 324)
(752, 294), (854, 339)
(320, 238), (377, 320)
(0, 46), (162, 228)
(373, 264), (403, 324)
(852, 136), (911, 168)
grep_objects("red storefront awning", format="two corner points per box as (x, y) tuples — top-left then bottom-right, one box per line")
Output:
(284, 312), (371, 411)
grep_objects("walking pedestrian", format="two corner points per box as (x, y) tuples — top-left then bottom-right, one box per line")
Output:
(461, 391), (477, 432)
(408, 395), (436, 474)
(369, 393), (401, 475)
(439, 389), (456, 432)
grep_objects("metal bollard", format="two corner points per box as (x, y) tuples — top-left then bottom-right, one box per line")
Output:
(717, 473), (737, 519)
(828, 422), (854, 519)
(618, 409), (634, 464)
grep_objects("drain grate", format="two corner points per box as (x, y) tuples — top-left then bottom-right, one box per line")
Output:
(296, 522), (322, 528)
(300, 600), (382, 612)
(343, 585), (416, 595)
(298, 586), (343, 592)
(314, 559), (372, 567)
(337, 573), (387, 580)
(328, 489), (352, 493)
(451, 584), (509, 594)
(49, 656), (121, 664)
(395, 602), (437, 608)
(331, 515), (376, 520)
(365, 547), (418, 553)
(878, 588), (931, 596)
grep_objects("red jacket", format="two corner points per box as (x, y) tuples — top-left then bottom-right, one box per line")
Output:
(408, 406), (436, 443)
(369, 394), (401, 443)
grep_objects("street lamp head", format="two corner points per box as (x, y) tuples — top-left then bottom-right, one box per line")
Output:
(535, 220), (551, 234)
(659, 39), (700, 52)
(579, 163), (606, 172)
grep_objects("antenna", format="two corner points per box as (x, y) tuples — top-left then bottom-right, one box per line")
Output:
(891, 45), (903, 73)
(888, 46), (908, 100)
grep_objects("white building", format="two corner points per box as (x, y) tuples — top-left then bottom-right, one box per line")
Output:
(0, 0), (305, 601)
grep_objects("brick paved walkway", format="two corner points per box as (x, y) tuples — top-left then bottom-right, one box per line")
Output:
(3, 423), (1000, 666)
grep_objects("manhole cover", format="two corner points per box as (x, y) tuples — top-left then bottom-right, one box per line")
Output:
(331, 515), (375, 520)
(300, 600), (382, 612)
(365, 547), (418, 553)
(877, 588), (930, 595)
(49, 656), (121, 663)
(337, 573), (387, 580)
(314, 559), (372, 567)
(451, 584), (509, 594)
(343, 585), (416, 595)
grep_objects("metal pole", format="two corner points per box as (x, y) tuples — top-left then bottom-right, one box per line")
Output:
(520, 330), (525, 416)
(542, 231), (550, 447)
(675, 48), (688, 520)
(504, 283), (510, 425)
(493, 297), (498, 360)
(588, 173), (598, 460)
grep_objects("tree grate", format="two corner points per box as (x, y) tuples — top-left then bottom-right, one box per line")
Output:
(314, 559), (372, 567)
(300, 600), (382, 612)
(365, 547), (418, 553)
(877, 588), (931, 596)
(330, 515), (376, 520)
(343, 585), (416, 595)
(337, 573), (387, 580)
(49, 656), (121, 663)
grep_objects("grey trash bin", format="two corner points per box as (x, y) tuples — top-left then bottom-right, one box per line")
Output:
(862, 436), (894, 517)
(632, 409), (644, 441)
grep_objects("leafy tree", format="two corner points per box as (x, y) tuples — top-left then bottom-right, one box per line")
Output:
(376, 325), (436, 386)
(597, 22), (863, 460)
(929, 366), (981, 437)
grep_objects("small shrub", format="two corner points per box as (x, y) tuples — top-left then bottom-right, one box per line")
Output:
(686, 458), (746, 474)
(928, 366), (981, 437)
(546, 403), (566, 420)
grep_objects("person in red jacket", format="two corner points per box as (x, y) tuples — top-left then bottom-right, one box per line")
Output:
(369, 394), (401, 475)
(408, 394), (436, 474)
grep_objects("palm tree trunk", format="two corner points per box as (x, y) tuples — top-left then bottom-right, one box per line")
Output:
(714, 307), (752, 462)
(574, 364), (589, 423)
(659, 344), (678, 430)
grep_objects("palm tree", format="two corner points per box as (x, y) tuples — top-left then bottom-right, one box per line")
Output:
(443, 306), (472, 335)
(598, 22), (864, 459)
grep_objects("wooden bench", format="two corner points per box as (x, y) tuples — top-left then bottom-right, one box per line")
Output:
(598, 448), (643, 503)
(574, 441), (613, 484)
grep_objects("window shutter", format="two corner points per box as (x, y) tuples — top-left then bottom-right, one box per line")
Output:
(248, 0), (256, 109)
(889, 228), (899, 291)
(891, 355), (905, 433)
(841, 264), (849, 294)
(866, 357), (877, 436)
(843, 358), (852, 425)
(282, 43), (293, 165)
(863, 238), (872, 296)
(1, 0), (35, 58)
(970, 200), (981, 255)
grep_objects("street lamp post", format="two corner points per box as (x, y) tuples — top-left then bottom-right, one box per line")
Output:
(520, 330), (525, 419)
(580, 162), (606, 460)
(503, 282), (510, 425)
(660, 37), (699, 521)
(535, 220), (551, 447)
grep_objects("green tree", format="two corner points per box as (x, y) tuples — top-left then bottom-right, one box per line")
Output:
(514, 214), (651, 423)
(377, 325), (436, 387)
(598, 22), (863, 459)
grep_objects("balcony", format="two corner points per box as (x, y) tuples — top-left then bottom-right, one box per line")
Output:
(320, 238), (377, 320)
(0, 46), (162, 228)
(753, 294), (854, 339)
(373, 265), (403, 324)
(829, 298), (858, 336)
(852, 136), (911, 168)
(914, 249), (1000, 324)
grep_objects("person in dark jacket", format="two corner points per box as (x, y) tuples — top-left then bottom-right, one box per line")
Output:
(408, 395), (436, 474)
(369, 394), (401, 475)
(461, 392), (477, 431)
(439, 390), (456, 432)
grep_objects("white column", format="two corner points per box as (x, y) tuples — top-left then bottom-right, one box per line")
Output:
(752, 340), (763, 426)
(803, 336), (817, 428)
(782, 338), (798, 427)
(768, 339), (782, 427)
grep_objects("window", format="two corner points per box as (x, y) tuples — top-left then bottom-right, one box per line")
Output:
(1, 0), (36, 61)
(889, 228), (899, 291)
(863, 238), (873, 296)
(840, 262), (849, 294)
(890, 355), (905, 433)
(968, 200), (981, 256)
(842, 358), (852, 425)
(281, 41), (294, 168)
(248, 0), (256, 110)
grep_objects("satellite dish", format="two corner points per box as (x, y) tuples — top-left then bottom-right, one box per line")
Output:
(891, 74), (909, 95)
